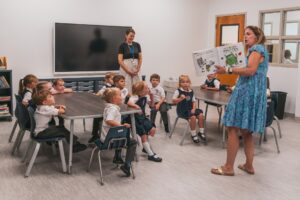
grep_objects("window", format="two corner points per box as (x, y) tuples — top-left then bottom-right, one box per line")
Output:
(260, 7), (300, 67)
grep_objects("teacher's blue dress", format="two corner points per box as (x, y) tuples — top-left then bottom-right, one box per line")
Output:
(223, 44), (268, 134)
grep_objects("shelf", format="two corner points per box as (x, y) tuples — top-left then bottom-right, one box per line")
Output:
(0, 113), (11, 118)
(0, 100), (11, 103)
(0, 87), (10, 90)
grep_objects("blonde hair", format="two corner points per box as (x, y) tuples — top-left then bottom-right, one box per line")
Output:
(132, 81), (146, 96)
(33, 90), (51, 105)
(102, 88), (120, 103)
(105, 72), (115, 80)
(178, 75), (191, 87)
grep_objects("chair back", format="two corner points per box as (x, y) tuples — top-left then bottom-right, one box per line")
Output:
(14, 94), (22, 119)
(95, 126), (128, 150)
(266, 101), (275, 127)
(15, 97), (30, 130)
(27, 106), (36, 138)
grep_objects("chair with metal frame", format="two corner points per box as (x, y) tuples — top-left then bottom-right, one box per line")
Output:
(23, 106), (67, 177)
(87, 126), (135, 185)
(259, 101), (280, 153)
(8, 94), (22, 143)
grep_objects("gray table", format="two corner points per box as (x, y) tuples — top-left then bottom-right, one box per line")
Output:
(54, 92), (141, 173)
(164, 86), (231, 147)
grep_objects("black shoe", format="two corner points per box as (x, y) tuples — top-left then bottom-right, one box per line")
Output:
(73, 142), (87, 153)
(164, 125), (170, 133)
(88, 135), (99, 143)
(142, 148), (147, 154)
(120, 164), (131, 177)
(191, 135), (200, 143)
(113, 156), (124, 164)
(148, 154), (162, 162)
(198, 132), (207, 142)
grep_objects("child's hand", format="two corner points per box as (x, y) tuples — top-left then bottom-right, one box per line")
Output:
(180, 94), (186, 100)
(123, 123), (131, 128)
(56, 105), (66, 110)
(58, 107), (65, 114)
(201, 85), (207, 89)
(191, 108), (195, 114)
(155, 103), (160, 110)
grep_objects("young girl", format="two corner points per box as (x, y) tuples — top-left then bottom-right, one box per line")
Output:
(100, 88), (137, 176)
(96, 72), (115, 96)
(19, 74), (38, 106)
(127, 81), (162, 162)
(52, 79), (73, 94)
(172, 75), (205, 143)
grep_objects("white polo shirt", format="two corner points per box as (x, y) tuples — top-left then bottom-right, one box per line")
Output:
(150, 85), (165, 103)
(34, 105), (59, 134)
(101, 103), (121, 142)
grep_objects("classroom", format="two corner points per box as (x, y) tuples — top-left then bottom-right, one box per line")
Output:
(1, 0), (300, 200)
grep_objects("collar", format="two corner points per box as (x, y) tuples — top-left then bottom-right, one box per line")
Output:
(25, 87), (33, 92)
(105, 103), (120, 111)
(179, 87), (192, 92)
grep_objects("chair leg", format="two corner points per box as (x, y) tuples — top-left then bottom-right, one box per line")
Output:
(87, 147), (98, 171)
(83, 119), (86, 132)
(11, 129), (24, 155)
(259, 131), (264, 146)
(8, 120), (18, 143)
(204, 104), (209, 121)
(24, 142), (41, 177)
(273, 116), (282, 138)
(22, 139), (34, 163)
(52, 142), (57, 156)
(180, 122), (190, 146)
(58, 140), (67, 173)
(16, 129), (26, 152)
(270, 126), (280, 154)
(169, 117), (179, 138)
(98, 151), (104, 185)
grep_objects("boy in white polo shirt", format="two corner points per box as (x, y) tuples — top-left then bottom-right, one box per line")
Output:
(33, 90), (87, 153)
(149, 73), (170, 133)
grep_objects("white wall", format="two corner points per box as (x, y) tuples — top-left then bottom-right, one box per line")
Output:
(207, 0), (300, 115)
(0, 0), (209, 95)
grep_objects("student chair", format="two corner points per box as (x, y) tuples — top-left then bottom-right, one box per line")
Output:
(11, 95), (31, 155)
(22, 107), (67, 177)
(8, 94), (22, 143)
(204, 102), (223, 130)
(87, 126), (135, 185)
(169, 116), (191, 145)
(259, 101), (280, 153)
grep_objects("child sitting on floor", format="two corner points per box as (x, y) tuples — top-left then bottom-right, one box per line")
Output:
(99, 88), (137, 176)
(127, 81), (162, 162)
(33, 90), (87, 153)
(172, 75), (206, 143)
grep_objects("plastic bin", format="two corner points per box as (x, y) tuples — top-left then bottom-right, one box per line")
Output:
(271, 91), (287, 119)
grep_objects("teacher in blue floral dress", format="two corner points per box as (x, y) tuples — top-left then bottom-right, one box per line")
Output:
(211, 26), (268, 176)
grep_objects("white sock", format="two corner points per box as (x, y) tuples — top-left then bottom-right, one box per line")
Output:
(191, 130), (197, 136)
(199, 128), (205, 134)
(143, 142), (154, 156)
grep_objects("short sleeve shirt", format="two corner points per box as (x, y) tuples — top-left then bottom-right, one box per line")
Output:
(118, 42), (141, 59)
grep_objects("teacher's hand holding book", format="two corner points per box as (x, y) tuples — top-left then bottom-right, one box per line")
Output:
(214, 65), (226, 74)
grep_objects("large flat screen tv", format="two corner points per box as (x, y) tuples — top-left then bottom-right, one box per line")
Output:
(54, 23), (130, 74)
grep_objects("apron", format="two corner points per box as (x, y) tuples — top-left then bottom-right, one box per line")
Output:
(119, 59), (140, 93)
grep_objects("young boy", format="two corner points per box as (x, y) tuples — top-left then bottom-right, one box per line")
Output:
(52, 79), (73, 94)
(149, 73), (170, 133)
(201, 73), (220, 91)
(33, 90), (87, 153)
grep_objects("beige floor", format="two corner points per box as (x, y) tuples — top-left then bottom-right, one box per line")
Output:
(1, 106), (300, 200)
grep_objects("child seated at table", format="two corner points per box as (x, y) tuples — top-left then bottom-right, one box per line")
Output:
(172, 75), (206, 143)
(19, 74), (38, 106)
(201, 73), (220, 91)
(52, 79), (73, 94)
(100, 88), (137, 176)
(35, 81), (56, 94)
(33, 90), (87, 153)
(149, 73), (170, 133)
(95, 72), (115, 96)
(127, 81), (162, 162)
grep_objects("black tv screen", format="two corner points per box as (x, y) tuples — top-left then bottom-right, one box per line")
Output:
(54, 23), (130, 74)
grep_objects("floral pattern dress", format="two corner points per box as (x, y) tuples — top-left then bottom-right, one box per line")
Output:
(223, 44), (269, 134)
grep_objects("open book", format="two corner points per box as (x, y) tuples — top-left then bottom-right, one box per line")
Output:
(193, 42), (246, 76)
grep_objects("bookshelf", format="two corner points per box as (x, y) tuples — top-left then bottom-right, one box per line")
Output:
(0, 70), (13, 121)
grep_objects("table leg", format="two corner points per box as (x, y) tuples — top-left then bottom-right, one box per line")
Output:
(130, 114), (139, 162)
(68, 119), (74, 174)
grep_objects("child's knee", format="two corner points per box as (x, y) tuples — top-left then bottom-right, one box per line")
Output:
(141, 135), (148, 143)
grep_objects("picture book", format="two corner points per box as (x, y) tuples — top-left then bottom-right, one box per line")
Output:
(193, 42), (246, 76)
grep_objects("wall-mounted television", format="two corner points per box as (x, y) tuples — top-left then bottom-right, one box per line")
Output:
(54, 23), (130, 74)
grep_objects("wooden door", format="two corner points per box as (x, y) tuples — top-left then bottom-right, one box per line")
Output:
(216, 14), (245, 85)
